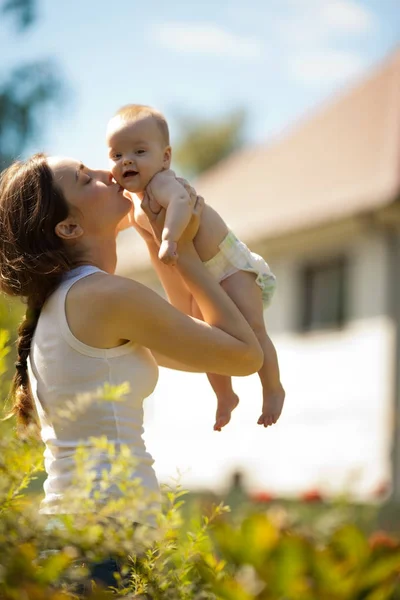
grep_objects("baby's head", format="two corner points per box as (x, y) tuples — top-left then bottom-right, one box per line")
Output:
(106, 104), (171, 193)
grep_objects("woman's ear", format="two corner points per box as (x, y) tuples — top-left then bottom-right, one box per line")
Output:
(55, 218), (84, 240)
(163, 146), (172, 169)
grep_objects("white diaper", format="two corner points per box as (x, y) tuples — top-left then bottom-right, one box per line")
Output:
(203, 231), (276, 308)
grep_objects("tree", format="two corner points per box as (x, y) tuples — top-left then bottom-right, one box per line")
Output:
(0, 0), (65, 349)
(0, 0), (64, 168)
(173, 109), (246, 178)
(2, 0), (37, 29)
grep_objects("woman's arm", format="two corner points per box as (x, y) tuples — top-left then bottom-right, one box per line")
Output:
(145, 235), (193, 314)
(98, 227), (263, 376)
(131, 208), (193, 314)
(98, 256), (262, 376)
(132, 224), (208, 372)
(150, 350), (202, 372)
(132, 215), (206, 373)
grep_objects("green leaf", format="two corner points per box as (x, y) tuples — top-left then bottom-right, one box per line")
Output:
(361, 553), (400, 588)
(331, 524), (370, 570)
(240, 514), (279, 567)
(37, 551), (73, 584)
(364, 581), (397, 600)
(212, 577), (254, 600)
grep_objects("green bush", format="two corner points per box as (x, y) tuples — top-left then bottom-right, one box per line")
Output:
(1, 327), (400, 599)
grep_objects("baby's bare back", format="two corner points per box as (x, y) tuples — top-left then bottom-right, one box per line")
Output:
(194, 204), (229, 262)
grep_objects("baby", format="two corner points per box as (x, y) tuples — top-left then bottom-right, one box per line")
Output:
(107, 104), (285, 431)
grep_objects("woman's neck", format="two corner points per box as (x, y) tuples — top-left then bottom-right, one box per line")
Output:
(73, 234), (118, 274)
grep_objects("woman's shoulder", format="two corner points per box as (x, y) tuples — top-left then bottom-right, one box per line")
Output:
(65, 271), (140, 348)
(68, 270), (127, 302)
(67, 270), (149, 316)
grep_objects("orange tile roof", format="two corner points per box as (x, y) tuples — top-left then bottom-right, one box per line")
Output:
(196, 48), (400, 244)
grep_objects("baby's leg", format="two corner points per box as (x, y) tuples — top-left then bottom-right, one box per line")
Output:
(220, 271), (285, 427)
(191, 298), (239, 431)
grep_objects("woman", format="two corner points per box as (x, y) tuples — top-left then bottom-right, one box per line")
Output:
(0, 153), (262, 590)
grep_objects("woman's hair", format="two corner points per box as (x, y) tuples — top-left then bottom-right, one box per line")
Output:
(0, 153), (73, 431)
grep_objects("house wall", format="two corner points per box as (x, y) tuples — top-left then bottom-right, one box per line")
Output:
(263, 219), (391, 333)
(253, 223), (395, 497)
(122, 220), (396, 499)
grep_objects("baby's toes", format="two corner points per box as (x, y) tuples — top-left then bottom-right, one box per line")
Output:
(258, 414), (270, 427)
(214, 414), (230, 431)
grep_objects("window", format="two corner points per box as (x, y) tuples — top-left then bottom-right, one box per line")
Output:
(300, 257), (348, 331)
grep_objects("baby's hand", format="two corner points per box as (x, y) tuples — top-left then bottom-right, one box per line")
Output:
(158, 240), (178, 265)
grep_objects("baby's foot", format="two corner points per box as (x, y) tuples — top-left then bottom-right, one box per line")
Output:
(214, 393), (239, 431)
(257, 385), (285, 427)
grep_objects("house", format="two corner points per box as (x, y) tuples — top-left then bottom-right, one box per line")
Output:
(116, 49), (400, 500)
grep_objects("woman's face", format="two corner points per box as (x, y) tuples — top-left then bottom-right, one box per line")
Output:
(48, 156), (131, 238)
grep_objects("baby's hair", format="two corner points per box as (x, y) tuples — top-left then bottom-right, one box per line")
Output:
(114, 104), (170, 146)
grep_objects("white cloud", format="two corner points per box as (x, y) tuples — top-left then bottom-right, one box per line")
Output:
(277, 0), (377, 45)
(276, 1), (376, 85)
(150, 23), (263, 60)
(289, 50), (366, 84)
(320, 0), (376, 34)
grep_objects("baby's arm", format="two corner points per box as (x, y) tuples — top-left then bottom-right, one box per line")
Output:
(148, 170), (195, 265)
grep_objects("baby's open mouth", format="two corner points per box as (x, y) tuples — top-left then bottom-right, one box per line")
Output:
(123, 170), (138, 178)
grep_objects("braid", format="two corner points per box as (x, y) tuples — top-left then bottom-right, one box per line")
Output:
(7, 280), (64, 431)
(9, 302), (42, 429)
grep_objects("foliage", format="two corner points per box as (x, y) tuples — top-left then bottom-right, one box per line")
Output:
(173, 109), (246, 178)
(2, 0), (37, 30)
(1, 328), (400, 598)
(0, 0), (65, 168)
(0, 294), (25, 389)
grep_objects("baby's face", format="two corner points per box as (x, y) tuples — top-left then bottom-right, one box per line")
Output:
(107, 116), (171, 193)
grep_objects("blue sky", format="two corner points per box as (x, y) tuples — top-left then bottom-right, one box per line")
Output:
(2, 0), (399, 170)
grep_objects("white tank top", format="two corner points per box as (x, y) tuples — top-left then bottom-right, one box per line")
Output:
(28, 265), (160, 521)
